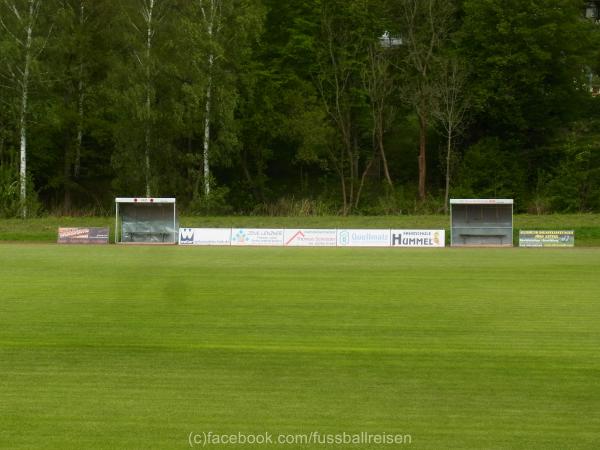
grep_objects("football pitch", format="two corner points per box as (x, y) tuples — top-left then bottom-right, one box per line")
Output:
(1, 244), (599, 449)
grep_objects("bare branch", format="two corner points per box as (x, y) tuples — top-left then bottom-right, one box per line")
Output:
(4, 0), (23, 22)
(0, 15), (25, 47)
(34, 23), (53, 59)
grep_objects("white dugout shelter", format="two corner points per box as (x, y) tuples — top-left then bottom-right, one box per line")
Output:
(115, 197), (178, 244)
(450, 199), (513, 247)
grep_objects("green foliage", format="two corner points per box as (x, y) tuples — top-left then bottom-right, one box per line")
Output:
(187, 185), (233, 216)
(0, 165), (19, 217)
(0, 0), (599, 215)
(453, 137), (527, 205)
(460, 0), (595, 140)
(542, 119), (600, 212)
(251, 196), (335, 216)
(0, 165), (41, 218)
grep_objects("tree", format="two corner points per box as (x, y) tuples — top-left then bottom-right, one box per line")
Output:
(396, 0), (454, 201)
(456, 0), (597, 204)
(132, 0), (163, 197)
(181, 0), (264, 204)
(431, 56), (470, 214)
(357, 42), (397, 208)
(315, 0), (381, 214)
(459, 0), (595, 141)
(0, 0), (51, 217)
(198, 0), (219, 197)
(47, 0), (104, 211)
(108, 0), (175, 198)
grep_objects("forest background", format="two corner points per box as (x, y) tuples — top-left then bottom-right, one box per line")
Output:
(1, 0), (600, 217)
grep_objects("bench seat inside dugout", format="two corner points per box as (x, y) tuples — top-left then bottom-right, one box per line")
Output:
(450, 199), (513, 247)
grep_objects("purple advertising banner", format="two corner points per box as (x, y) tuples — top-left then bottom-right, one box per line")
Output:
(58, 227), (109, 244)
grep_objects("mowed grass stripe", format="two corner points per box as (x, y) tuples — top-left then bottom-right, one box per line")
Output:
(1, 245), (600, 449)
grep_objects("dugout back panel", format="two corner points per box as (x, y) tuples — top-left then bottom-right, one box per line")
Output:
(450, 199), (513, 247)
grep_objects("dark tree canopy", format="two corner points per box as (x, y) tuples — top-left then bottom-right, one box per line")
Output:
(0, 0), (599, 216)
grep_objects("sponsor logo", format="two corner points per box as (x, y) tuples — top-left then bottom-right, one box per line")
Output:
(179, 228), (195, 244)
(284, 229), (338, 247)
(57, 227), (109, 244)
(390, 230), (445, 247)
(337, 229), (391, 247)
(231, 229), (284, 246)
(233, 229), (247, 244)
(178, 228), (232, 246)
(339, 231), (350, 246)
(285, 230), (305, 246)
(519, 230), (574, 247)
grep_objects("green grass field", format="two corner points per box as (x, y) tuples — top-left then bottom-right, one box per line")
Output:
(1, 244), (599, 449)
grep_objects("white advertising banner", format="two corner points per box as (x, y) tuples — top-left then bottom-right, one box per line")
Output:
(177, 227), (446, 248)
(337, 229), (391, 247)
(390, 230), (445, 248)
(179, 228), (232, 246)
(230, 228), (285, 246)
(284, 229), (338, 247)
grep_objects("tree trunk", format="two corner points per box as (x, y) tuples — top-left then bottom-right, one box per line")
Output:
(74, 0), (85, 179)
(241, 151), (264, 203)
(63, 159), (72, 213)
(355, 153), (376, 209)
(203, 67), (212, 196)
(444, 125), (453, 215)
(144, 0), (155, 198)
(340, 174), (348, 215)
(74, 76), (84, 179)
(378, 117), (393, 189)
(63, 91), (72, 213)
(200, 0), (216, 198)
(418, 114), (427, 201)
(19, 1), (35, 219)
(19, 101), (28, 218)
(339, 146), (348, 215)
(347, 148), (354, 210)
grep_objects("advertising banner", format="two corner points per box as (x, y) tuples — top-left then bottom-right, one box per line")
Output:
(391, 230), (445, 247)
(519, 230), (575, 247)
(336, 229), (391, 247)
(57, 227), (109, 244)
(284, 229), (338, 247)
(179, 228), (232, 246)
(230, 228), (285, 246)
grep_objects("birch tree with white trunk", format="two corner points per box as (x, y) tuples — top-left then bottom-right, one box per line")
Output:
(0, 0), (47, 218)
(198, 0), (223, 197)
(141, 0), (155, 197)
(128, 0), (164, 197)
(180, 0), (263, 206)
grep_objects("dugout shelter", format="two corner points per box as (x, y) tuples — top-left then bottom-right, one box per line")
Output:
(450, 199), (513, 247)
(115, 197), (178, 244)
